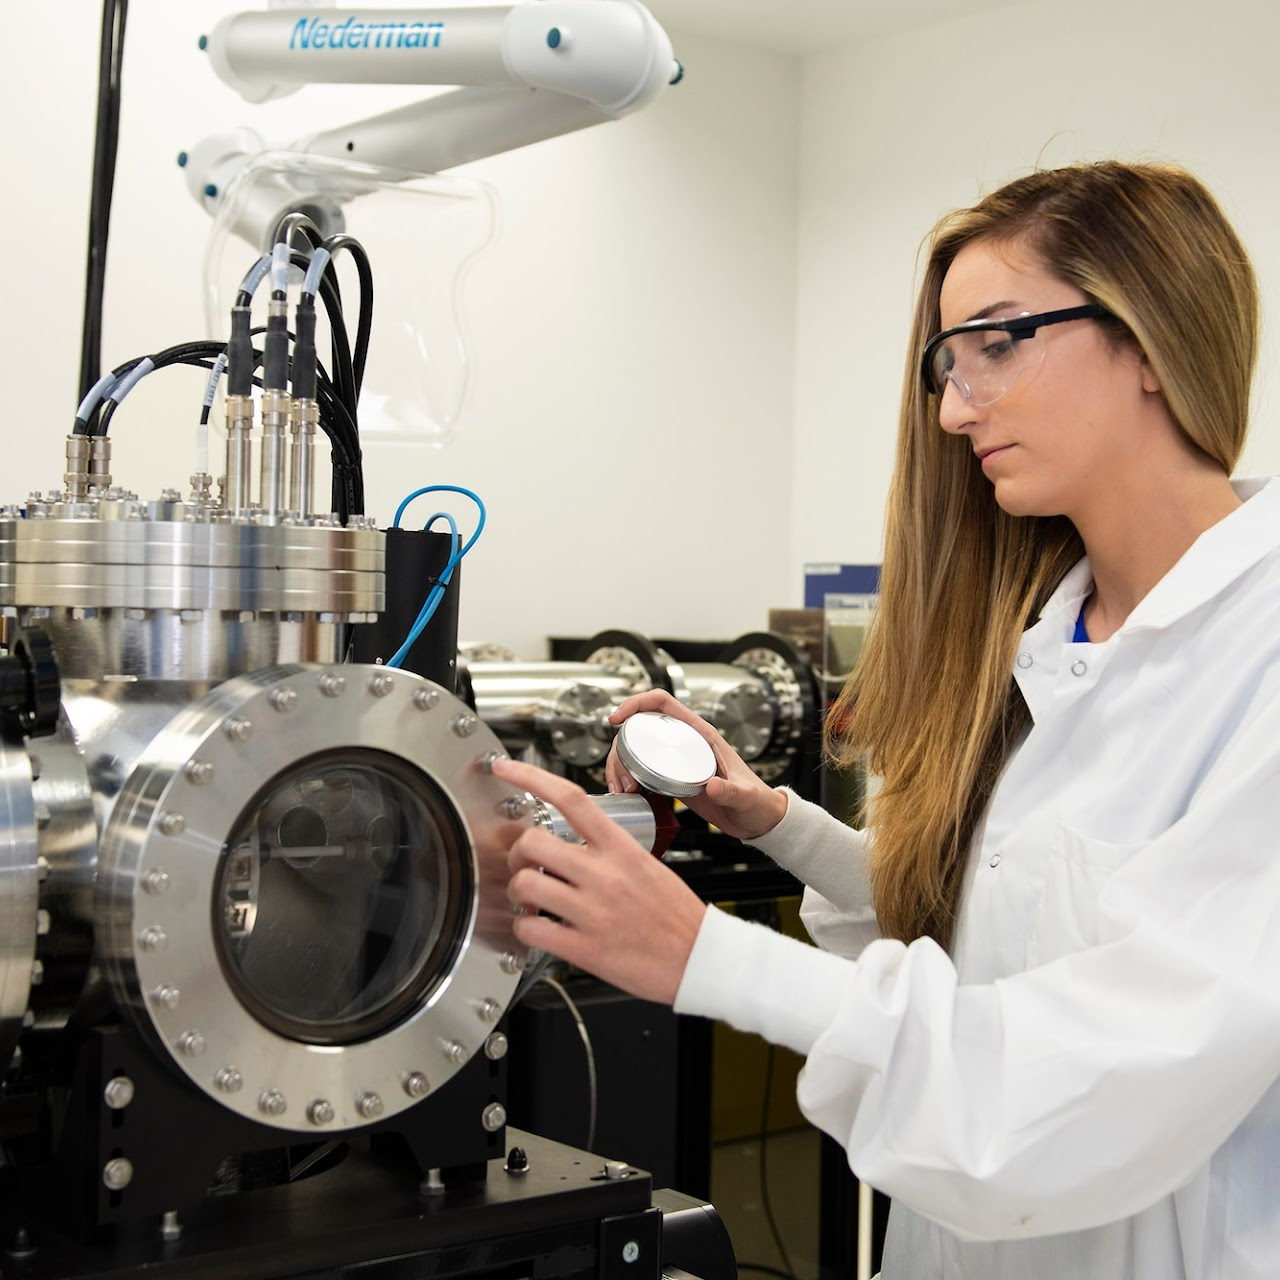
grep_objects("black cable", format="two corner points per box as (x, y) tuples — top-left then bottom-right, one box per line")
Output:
(322, 233), (374, 396)
(78, 0), (128, 402)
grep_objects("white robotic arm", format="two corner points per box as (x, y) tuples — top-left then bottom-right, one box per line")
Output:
(185, 1), (680, 244)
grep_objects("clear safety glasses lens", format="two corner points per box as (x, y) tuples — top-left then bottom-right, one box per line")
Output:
(925, 326), (1045, 407)
(921, 305), (1111, 407)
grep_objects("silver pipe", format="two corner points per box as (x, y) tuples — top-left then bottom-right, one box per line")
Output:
(534, 793), (657, 853)
(224, 394), (254, 515)
(289, 400), (318, 517)
(258, 390), (290, 520)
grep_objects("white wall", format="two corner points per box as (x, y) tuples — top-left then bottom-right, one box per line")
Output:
(792, 0), (1280, 572)
(0, 5), (800, 658)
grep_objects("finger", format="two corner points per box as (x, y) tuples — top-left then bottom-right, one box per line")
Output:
(511, 911), (594, 970)
(492, 758), (634, 848)
(508, 863), (584, 922)
(607, 689), (685, 724)
(604, 744), (639, 794)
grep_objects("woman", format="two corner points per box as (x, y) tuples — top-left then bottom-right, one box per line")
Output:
(495, 161), (1280, 1278)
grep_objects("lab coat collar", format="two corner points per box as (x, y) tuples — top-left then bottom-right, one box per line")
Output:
(1014, 477), (1280, 716)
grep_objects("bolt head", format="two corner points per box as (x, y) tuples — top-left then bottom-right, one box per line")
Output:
(102, 1157), (134, 1191)
(369, 673), (395, 697)
(103, 1076), (135, 1110)
(499, 951), (521, 975)
(484, 1032), (509, 1061)
(309, 1099), (335, 1126)
(500, 795), (531, 819)
(178, 1031), (207, 1058)
(36, 909), (51, 936)
(445, 1041), (468, 1066)
(413, 687), (440, 711)
(143, 868), (171, 895)
(269, 687), (298, 713)
(451, 714), (479, 738)
(223, 717), (252, 743)
(404, 1071), (431, 1099)
(152, 984), (181, 1010)
(159, 812), (186, 836)
(357, 1092), (384, 1120)
(138, 926), (167, 953)
(481, 1102), (507, 1133)
(478, 998), (502, 1023)
(184, 759), (214, 785)
(318, 673), (346, 698)
(215, 1067), (243, 1093)
(258, 1089), (287, 1116)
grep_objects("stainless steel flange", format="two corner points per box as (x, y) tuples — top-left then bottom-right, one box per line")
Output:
(96, 663), (530, 1133)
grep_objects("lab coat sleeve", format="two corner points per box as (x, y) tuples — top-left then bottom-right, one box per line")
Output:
(748, 788), (880, 956)
(676, 675), (1280, 1243)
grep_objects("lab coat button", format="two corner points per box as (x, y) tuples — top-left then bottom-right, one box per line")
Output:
(1070, 660), (1087, 676)
(989, 853), (1002, 868)
(1016, 653), (1033, 669)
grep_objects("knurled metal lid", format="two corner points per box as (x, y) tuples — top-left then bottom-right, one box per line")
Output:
(615, 712), (716, 798)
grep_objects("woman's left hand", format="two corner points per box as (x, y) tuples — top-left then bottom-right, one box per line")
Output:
(493, 757), (706, 1006)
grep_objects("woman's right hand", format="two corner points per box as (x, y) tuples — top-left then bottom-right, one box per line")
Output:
(605, 690), (788, 842)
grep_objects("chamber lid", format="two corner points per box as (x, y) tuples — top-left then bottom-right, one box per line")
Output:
(616, 712), (716, 798)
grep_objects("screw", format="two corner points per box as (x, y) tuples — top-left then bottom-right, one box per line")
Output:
(258, 1089), (287, 1116)
(357, 1092), (384, 1120)
(184, 760), (214, 785)
(622, 1240), (641, 1263)
(404, 1072), (430, 1099)
(308, 1099), (335, 1126)
(500, 952), (522, 975)
(478, 998), (502, 1023)
(159, 812), (185, 836)
(152, 985), (181, 1010)
(268, 687), (297, 713)
(36, 909), (51, 936)
(484, 1032), (509, 1061)
(138, 927), (167, 952)
(413, 688), (440, 711)
(481, 1102), (507, 1133)
(178, 1031), (206, 1057)
(103, 1157), (134, 1191)
(500, 795), (531, 819)
(143, 868), (171, 895)
(444, 1041), (467, 1065)
(318, 672), (346, 697)
(103, 1076), (135, 1110)
(368, 672), (395, 697)
(451, 714), (479, 738)
(36, 854), (49, 881)
(223, 717), (252, 743)
(479, 750), (503, 773)
(160, 1210), (182, 1242)
(214, 1067), (243, 1093)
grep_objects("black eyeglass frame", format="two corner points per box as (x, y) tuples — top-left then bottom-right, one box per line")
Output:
(921, 304), (1112, 398)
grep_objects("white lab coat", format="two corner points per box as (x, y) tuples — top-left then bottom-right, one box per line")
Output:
(674, 477), (1280, 1279)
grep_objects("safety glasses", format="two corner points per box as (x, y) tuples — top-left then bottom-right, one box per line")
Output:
(921, 304), (1110, 406)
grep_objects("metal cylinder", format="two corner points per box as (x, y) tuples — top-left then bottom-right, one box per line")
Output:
(681, 663), (774, 762)
(224, 395), (254, 516)
(258, 390), (290, 520)
(289, 401), (318, 518)
(534, 792), (658, 851)
(88, 437), (112, 492)
(63, 436), (92, 503)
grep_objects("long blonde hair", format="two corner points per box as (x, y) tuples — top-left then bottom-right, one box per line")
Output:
(828, 161), (1259, 949)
